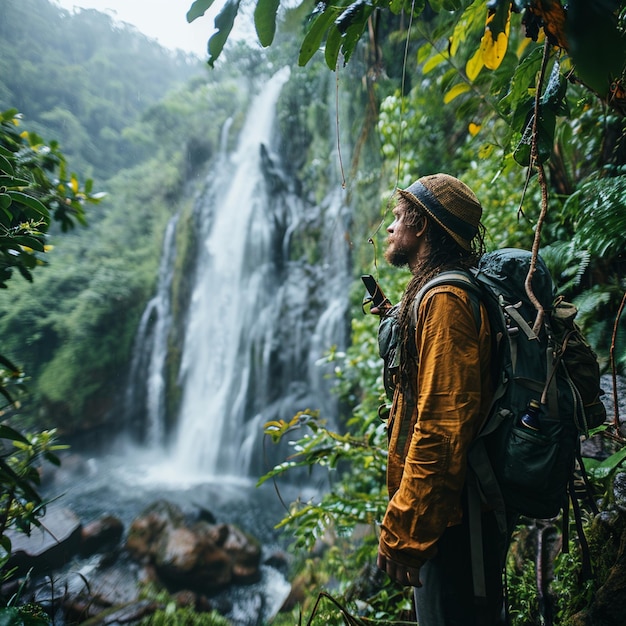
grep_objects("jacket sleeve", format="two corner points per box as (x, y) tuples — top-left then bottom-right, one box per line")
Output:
(378, 286), (486, 569)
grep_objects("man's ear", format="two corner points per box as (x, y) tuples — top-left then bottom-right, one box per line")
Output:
(415, 216), (428, 238)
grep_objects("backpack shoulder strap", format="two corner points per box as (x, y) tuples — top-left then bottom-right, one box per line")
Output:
(411, 270), (483, 332)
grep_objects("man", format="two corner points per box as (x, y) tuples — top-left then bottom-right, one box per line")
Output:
(372, 174), (506, 625)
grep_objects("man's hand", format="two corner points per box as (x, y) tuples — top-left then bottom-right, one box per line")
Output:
(369, 300), (392, 316)
(377, 551), (422, 587)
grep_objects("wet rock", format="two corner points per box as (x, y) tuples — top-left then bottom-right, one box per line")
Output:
(126, 500), (261, 592)
(30, 553), (143, 622)
(80, 515), (124, 557)
(125, 499), (183, 562)
(214, 523), (262, 584)
(155, 524), (232, 590)
(6, 506), (81, 579)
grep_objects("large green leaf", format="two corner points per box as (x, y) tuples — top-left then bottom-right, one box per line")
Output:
(6, 191), (49, 219)
(499, 46), (543, 114)
(11, 236), (45, 252)
(0, 175), (29, 187)
(208, 0), (241, 67)
(586, 446), (626, 481)
(299, 7), (342, 67)
(335, 0), (370, 34)
(255, 0), (281, 47)
(325, 23), (343, 70)
(0, 423), (30, 445)
(566, 0), (626, 98)
(326, 0), (374, 68)
(186, 0), (218, 22)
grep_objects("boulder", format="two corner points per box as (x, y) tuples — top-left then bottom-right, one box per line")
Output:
(125, 499), (184, 562)
(125, 500), (262, 592)
(155, 524), (232, 590)
(80, 515), (124, 557)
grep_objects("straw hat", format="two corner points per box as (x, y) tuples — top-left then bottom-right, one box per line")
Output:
(397, 174), (482, 251)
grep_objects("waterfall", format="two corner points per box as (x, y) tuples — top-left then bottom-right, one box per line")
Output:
(127, 66), (352, 480)
(124, 214), (179, 446)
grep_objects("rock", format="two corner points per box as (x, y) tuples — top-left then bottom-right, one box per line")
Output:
(125, 499), (183, 562)
(213, 523), (262, 584)
(6, 506), (81, 579)
(126, 500), (262, 593)
(80, 515), (124, 557)
(155, 524), (232, 590)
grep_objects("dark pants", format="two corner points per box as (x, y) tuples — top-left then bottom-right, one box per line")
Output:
(413, 511), (507, 626)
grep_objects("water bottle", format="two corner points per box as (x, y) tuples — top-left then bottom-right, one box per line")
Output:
(519, 399), (541, 431)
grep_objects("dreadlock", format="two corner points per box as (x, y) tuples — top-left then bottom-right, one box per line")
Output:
(395, 198), (487, 392)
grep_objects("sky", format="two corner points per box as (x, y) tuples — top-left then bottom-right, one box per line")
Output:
(53, 0), (221, 58)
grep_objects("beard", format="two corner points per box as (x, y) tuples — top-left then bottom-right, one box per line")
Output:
(384, 240), (412, 267)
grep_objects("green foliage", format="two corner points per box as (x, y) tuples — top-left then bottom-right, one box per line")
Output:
(137, 586), (231, 625)
(0, 109), (102, 288)
(551, 548), (595, 624)
(505, 529), (596, 626)
(566, 175), (626, 259)
(0, 425), (65, 593)
(506, 551), (541, 626)
(0, 604), (50, 626)
(259, 408), (388, 550)
(138, 605), (230, 626)
(583, 444), (626, 495)
(0, 106), (102, 418)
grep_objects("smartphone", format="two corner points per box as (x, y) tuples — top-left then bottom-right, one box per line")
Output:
(361, 274), (388, 307)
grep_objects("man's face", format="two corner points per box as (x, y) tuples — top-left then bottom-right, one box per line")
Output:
(384, 202), (422, 267)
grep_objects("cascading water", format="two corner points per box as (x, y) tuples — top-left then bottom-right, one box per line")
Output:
(126, 66), (352, 480)
(124, 214), (179, 447)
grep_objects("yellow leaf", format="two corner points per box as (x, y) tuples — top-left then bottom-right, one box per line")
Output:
(481, 9), (510, 70)
(70, 174), (79, 194)
(478, 143), (495, 159)
(422, 50), (449, 74)
(469, 122), (481, 137)
(482, 29), (508, 70)
(466, 48), (484, 81)
(443, 82), (470, 104)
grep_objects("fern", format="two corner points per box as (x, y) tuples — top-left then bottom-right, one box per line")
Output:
(540, 241), (591, 294)
(567, 176), (626, 259)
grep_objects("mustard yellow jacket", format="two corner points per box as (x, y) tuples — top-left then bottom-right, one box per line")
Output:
(378, 283), (493, 570)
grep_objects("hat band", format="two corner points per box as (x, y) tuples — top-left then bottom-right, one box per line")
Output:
(406, 181), (478, 243)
